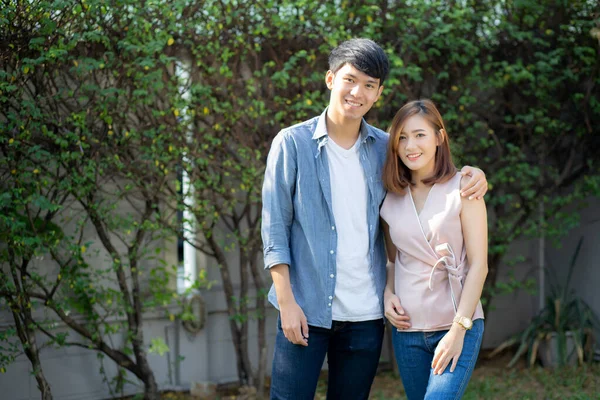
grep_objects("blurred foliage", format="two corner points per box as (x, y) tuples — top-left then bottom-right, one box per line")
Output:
(0, 0), (599, 397)
(0, 0), (208, 398)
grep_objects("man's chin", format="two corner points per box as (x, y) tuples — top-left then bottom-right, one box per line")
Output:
(342, 107), (368, 119)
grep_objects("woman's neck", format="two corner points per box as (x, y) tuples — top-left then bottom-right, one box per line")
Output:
(411, 167), (435, 188)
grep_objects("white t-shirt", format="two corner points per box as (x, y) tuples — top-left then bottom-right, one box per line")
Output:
(326, 137), (382, 321)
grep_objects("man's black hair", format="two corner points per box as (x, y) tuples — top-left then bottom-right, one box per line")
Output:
(328, 38), (390, 86)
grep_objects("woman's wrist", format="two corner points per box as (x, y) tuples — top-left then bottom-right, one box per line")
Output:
(450, 322), (468, 335)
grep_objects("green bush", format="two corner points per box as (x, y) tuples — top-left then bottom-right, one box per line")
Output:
(1, 1), (598, 398)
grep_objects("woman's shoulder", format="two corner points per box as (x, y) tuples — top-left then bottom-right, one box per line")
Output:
(380, 190), (408, 218)
(432, 172), (462, 211)
(381, 191), (401, 209)
(436, 170), (461, 191)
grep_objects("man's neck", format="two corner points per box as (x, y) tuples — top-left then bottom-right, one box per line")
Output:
(325, 110), (363, 150)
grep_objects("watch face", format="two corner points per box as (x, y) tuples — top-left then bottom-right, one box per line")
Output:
(462, 318), (473, 329)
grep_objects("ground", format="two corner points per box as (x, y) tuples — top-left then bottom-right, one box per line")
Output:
(351, 353), (600, 400)
(126, 351), (600, 399)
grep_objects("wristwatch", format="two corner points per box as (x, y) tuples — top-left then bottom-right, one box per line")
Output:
(453, 315), (473, 330)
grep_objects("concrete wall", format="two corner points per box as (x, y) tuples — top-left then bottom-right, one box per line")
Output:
(481, 197), (600, 349)
(544, 197), (600, 343)
(480, 238), (539, 348)
(0, 292), (280, 400)
(2, 198), (598, 399)
(0, 200), (279, 400)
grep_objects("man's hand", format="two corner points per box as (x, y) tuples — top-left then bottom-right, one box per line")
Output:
(384, 290), (411, 330)
(280, 301), (309, 346)
(460, 166), (488, 200)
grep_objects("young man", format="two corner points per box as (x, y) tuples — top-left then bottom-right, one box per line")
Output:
(261, 38), (487, 400)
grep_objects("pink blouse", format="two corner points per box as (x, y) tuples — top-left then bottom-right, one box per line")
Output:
(380, 172), (484, 331)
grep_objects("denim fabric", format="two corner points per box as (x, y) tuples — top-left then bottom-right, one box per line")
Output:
(270, 316), (385, 400)
(392, 319), (484, 400)
(261, 108), (389, 328)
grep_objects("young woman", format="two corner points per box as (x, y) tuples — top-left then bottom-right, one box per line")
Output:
(380, 100), (488, 399)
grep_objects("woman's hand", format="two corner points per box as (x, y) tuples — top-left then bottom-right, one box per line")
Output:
(431, 324), (466, 374)
(384, 290), (411, 330)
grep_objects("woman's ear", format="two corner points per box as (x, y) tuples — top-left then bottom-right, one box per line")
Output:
(437, 129), (446, 146)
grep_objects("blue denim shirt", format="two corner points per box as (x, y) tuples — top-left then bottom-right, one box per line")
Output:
(261, 109), (389, 328)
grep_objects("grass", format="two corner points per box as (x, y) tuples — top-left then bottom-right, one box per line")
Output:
(462, 363), (599, 400)
(338, 355), (600, 400)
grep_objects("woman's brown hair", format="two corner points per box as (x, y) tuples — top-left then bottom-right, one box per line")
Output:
(382, 99), (457, 194)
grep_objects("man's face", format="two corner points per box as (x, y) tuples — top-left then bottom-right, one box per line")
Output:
(325, 63), (384, 122)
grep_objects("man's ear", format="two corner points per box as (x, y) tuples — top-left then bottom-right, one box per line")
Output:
(375, 85), (384, 102)
(325, 70), (335, 89)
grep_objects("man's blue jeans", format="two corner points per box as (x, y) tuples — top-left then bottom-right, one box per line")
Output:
(392, 319), (484, 400)
(270, 316), (385, 400)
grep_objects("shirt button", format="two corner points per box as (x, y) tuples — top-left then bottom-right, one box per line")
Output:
(328, 303), (332, 307)
(328, 296), (333, 300)
(330, 250), (334, 254)
(331, 226), (335, 230)
(330, 274), (334, 278)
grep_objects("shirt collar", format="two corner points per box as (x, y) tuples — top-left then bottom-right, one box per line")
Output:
(312, 107), (375, 144)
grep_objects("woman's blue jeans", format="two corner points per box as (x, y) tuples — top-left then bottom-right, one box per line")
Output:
(392, 319), (484, 400)
(270, 316), (384, 400)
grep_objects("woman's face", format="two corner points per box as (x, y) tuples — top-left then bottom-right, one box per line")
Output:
(396, 114), (440, 176)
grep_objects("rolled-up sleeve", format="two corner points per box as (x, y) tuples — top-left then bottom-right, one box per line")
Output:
(261, 131), (296, 269)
